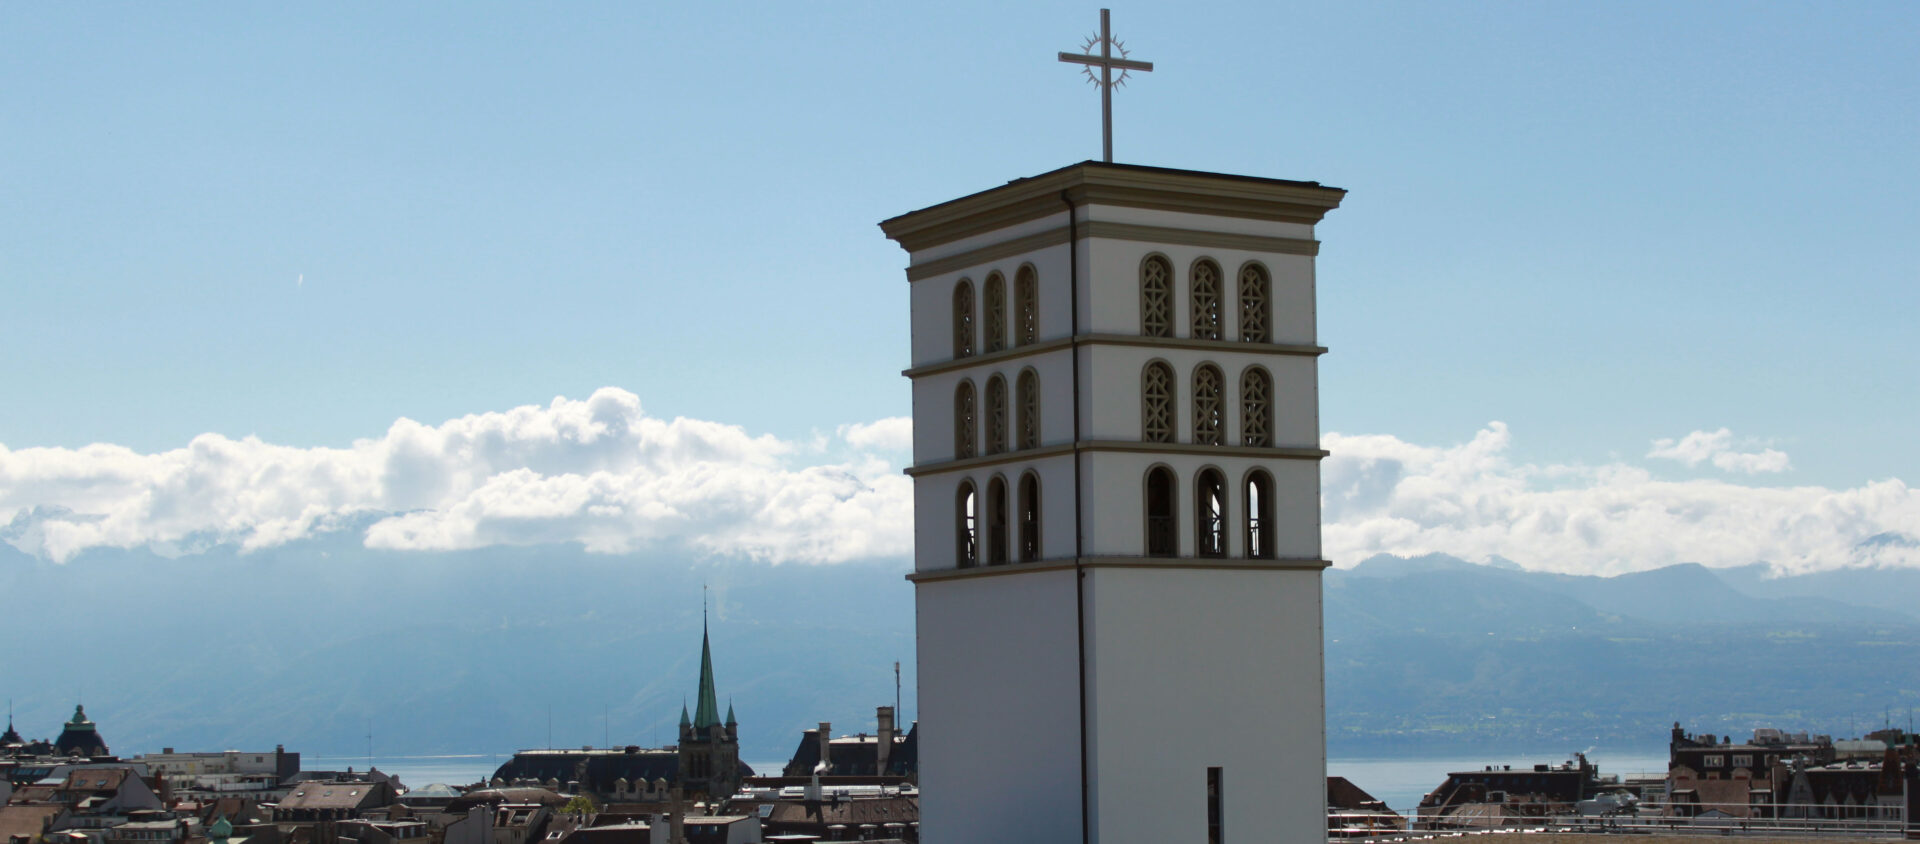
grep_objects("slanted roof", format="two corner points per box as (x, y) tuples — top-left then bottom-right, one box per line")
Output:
(277, 782), (384, 811)
(693, 622), (720, 732)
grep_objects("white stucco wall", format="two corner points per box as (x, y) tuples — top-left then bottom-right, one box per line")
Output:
(916, 570), (1085, 844)
(1083, 566), (1327, 844)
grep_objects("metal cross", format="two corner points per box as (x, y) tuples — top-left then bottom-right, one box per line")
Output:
(1058, 8), (1153, 163)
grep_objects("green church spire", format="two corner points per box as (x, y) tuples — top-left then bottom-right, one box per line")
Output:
(693, 608), (721, 731)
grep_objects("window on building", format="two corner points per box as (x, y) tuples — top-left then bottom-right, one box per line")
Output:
(1238, 263), (1270, 343)
(986, 375), (1009, 454)
(952, 279), (975, 359)
(1207, 766), (1224, 844)
(1016, 369), (1040, 450)
(1015, 265), (1038, 346)
(956, 481), (977, 568)
(1244, 470), (1274, 559)
(954, 380), (976, 459)
(1193, 364), (1223, 445)
(1146, 467), (1177, 556)
(1196, 468), (1226, 557)
(1733, 755), (1752, 768)
(1705, 755), (1724, 768)
(1240, 367), (1272, 447)
(1143, 361), (1175, 443)
(985, 476), (1010, 565)
(1141, 255), (1173, 337)
(1191, 259), (1222, 339)
(983, 271), (1007, 353)
(1018, 472), (1041, 562)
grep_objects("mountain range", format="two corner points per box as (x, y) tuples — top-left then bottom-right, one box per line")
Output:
(1, 525), (1915, 764)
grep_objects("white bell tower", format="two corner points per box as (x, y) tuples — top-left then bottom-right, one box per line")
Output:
(881, 162), (1345, 843)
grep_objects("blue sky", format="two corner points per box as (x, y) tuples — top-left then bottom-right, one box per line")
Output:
(3, 2), (1917, 573)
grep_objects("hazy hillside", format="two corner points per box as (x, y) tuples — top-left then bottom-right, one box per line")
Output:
(2, 535), (1915, 763)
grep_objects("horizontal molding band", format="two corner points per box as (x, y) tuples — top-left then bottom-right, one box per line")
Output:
(904, 226), (1071, 282)
(903, 440), (1327, 477)
(903, 222), (1319, 282)
(905, 555), (1332, 584)
(902, 334), (1326, 379)
(880, 163), (1344, 253)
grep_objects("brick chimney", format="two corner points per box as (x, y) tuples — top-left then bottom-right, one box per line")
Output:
(876, 706), (895, 774)
(817, 722), (831, 773)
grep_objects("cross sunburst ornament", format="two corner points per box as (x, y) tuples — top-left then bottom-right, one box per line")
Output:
(1057, 8), (1154, 163)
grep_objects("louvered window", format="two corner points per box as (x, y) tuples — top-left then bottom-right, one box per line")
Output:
(1015, 266), (1038, 346)
(1240, 367), (1272, 447)
(983, 272), (1007, 353)
(986, 375), (1008, 454)
(1239, 263), (1270, 342)
(1141, 256), (1173, 337)
(1191, 260), (1222, 339)
(1142, 362), (1175, 443)
(1017, 370), (1039, 450)
(952, 280), (975, 358)
(1193, 364), (1223, 446)
(954, 380), (976, 458)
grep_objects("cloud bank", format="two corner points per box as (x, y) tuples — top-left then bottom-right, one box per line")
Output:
(1325, 423), (1916, 575)
(3, 397), (1915, 575)
(0, 389), (910, 564)
(1647, 427), (1791, 474)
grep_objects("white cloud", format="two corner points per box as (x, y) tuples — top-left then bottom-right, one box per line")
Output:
(838, 417), (913, 452)
(0, 388), (912, 564)
(5, 401), (1915, 576)
(1648, 428), (1791, 474)
(1326, 422), (1917, 575)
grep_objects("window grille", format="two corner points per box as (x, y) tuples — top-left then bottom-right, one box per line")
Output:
(1238, 263), (1269, 342)
(1145, 467), (1176, 556)
(1015, 266), (1038, 346)
(1018, 473), (1040, 562)
(957, 482), (977, 568)
(986, 375), (1008, 455)
(1191, 260), (1222, 339)
(1193, 364), (1223, 445)
(954, 380), (976, 459)
(1017, 370), (1040, 450)
(1245, 471), (1273, 559)
(1141, 256), (1173, 337)
(983, 272), (1007, 353)
(1240, 367), (1271, 447)
(952, 280), (975, 359)
(1196, 469), (1226, 557)
(1142, 362), (1175, 443)
(987, 477), (1009, 565)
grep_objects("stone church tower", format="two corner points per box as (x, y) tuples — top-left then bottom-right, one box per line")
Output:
(676, 620), (740, 800)
(881, 162), (1344, 843)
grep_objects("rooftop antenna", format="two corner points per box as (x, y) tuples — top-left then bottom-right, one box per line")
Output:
(366, 720), (373, 771)
(894, 661), (901, 726)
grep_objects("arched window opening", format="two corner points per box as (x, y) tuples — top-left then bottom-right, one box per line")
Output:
(1142, 362), (1175, 443)
(954, 380), (977, 459)
(1238, 263), (1270, 342)
(984, 272), (1007, 353)
(987, 477), (1010, 565)
(1145, 467), (1177, 556)
(1018, 473), (1041, 562)
(1193, 364), (1223, 446)
(956, 481), (978, 568)
(1191, 259), (1222, 339)
(986, 375), (1009, 455)
(1141, 256), (1173, 337)
(1017, 370), (1040, 450)
(1196, 469), (1227, 558)
(1245, 470), (1274, 559)
(952, 280), (975, 359)
(1240, 367), (1272, 447)
(1015, 265), (1039, 346)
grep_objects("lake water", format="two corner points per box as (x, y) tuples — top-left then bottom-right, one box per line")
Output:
(340, 749), (1672, 814)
